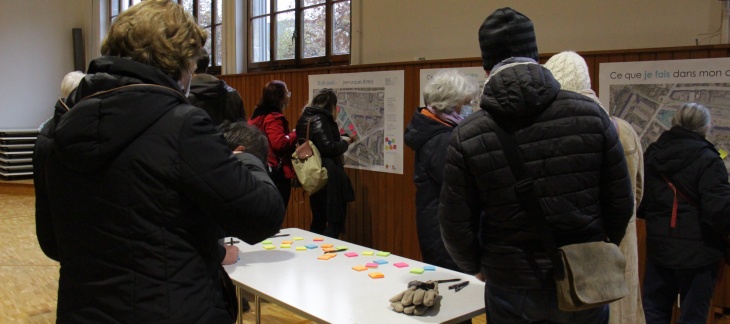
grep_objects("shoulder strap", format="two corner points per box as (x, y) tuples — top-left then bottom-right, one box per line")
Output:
(490, 121), (566, 280)
(660, 173), (698, 229)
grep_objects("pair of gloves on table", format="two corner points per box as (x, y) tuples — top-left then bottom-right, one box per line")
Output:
(389, 280), (439, 315)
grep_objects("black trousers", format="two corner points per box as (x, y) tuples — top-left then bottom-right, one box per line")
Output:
(643, 261), (719, 323)
(270, 167), (291, 208)
(309, 185), (344, 238)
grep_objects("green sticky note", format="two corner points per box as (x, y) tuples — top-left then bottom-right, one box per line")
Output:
(410, 268), (424, 274)
(261, 240), (272, 244)
(335, 246), (348, 250)
(719, 148), (728, 160)
(362, 251), (374, 256)
(293, 237), (304, 241)
(376, 251), (391, 257)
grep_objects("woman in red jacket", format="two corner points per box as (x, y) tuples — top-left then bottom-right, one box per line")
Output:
(249, 80), (298, 207)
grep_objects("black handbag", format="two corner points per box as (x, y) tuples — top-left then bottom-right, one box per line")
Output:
(489, 117), (627, 311)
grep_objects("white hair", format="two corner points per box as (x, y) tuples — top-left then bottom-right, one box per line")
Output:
(672, 102), (712, 137)
(423, 70), (478, 114)
(61, 71), (85, 98)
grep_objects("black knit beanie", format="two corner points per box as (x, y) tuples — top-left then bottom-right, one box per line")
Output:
(478, 7), (539, 72)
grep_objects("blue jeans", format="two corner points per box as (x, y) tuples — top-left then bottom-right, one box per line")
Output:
(642, 261), (718, 324)
(485, 282), (609, 323)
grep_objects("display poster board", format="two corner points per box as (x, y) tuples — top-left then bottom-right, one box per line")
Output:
(308, 71), (404, 174)
(599, 58), (730, 172)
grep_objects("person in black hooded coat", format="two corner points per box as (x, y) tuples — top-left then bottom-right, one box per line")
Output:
(187, 49), (246, 125)
(295, 88), (355, 238)
(405, 70), (477, 272)
(639, 102), (730, 323)
(33, 1), (284, 323)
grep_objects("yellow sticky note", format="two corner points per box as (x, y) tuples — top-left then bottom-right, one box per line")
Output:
(262, 245), (276, 250)
(362, 251), (374, 256)
(296, 246), (307, 251)
(719, 148), (728, 160)
(352, 265), (368, 271)
(368, 272), (385, 279)
(293, 237), (304, 241)
(280, 244), (291, 248)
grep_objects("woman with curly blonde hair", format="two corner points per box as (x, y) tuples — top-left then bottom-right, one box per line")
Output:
(33, 1), (285, 322)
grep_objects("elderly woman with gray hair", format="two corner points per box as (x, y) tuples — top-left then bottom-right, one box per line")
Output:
(638, 102), (730, 323)
(404, 70), (478, 273)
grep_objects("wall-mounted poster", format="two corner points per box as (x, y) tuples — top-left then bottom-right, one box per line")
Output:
(599, 57), (730, 173)
(308, 71), (404, 174)
(419, 67), (486, 107)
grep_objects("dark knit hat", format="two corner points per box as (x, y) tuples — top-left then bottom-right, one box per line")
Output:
(479, 7), (539, 71)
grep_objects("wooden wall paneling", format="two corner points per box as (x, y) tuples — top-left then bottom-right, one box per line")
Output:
(218, 44), (730, 264)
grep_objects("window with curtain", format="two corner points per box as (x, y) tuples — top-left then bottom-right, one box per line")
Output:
(248, 0), (351, 71)
(108, 0), (223, 75)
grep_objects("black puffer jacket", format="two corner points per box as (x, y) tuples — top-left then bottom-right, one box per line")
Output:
(187, 74), (246, 125)
(34, 57), (285, 323)
(639, 126), (730, 268)
(438, 61), (634, 289)
(404, 108), (460, 271)
(296, 106), (349, 162)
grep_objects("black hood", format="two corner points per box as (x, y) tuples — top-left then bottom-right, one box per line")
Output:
(404, 108), (454, 151)
(480, 60), (560, 122)
(189, 79), (229, 100)
(53, 56), (188, 173)
(645, 126), (718, 174)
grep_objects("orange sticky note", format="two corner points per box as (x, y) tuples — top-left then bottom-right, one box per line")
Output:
(313, 237), (324, 241)
(321, 244), (334, 248)
(322, 247), (336, 253)
(318, 253), (336, 260)
(368, 272), (385, 279)
(352, 265), (368, 271)
(282, 240), (293, 244)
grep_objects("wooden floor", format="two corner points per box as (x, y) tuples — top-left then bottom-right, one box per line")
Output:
(0, 180), (486, 323)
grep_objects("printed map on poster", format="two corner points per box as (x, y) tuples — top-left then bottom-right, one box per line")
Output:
(599, 58), (730, 173)
(308, 71), (404, 174)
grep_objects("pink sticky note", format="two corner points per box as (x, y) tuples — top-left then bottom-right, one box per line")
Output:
(394, 262), (409, 268)
(365, 262), (378, 268)
(345, 252), (358, 257)
(348, 124), (354, 130)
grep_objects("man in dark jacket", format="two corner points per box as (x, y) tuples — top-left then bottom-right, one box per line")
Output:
(188, 48), (246, 124)
(33, 1), (284, 322)
(438, 7), (634, 323)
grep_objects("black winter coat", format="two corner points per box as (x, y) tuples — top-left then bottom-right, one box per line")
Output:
(439, 61), (634, 289)
(639, 126), (730, 268)
(404, 108), (461, 271)
(296, 106), (349, 162)
(187, 74), (246, 125)
(34, 57), (285, 323)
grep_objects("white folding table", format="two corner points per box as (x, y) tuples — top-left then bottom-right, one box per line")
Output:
(224, 227), (485, 324)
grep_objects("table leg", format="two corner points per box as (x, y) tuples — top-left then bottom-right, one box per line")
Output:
(236, 286), (243, 324)
(255, 294), (262, 324)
